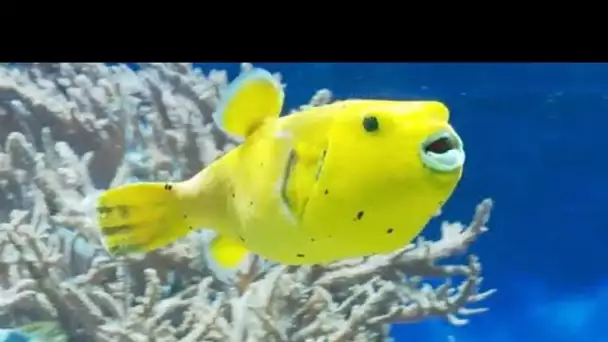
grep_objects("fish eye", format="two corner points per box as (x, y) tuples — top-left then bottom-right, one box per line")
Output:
(362, 115), (379, 132)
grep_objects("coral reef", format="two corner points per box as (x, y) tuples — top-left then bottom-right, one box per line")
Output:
(0, 63), (495, 341)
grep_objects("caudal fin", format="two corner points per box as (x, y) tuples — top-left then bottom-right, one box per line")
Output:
(96, 182), (191, 256)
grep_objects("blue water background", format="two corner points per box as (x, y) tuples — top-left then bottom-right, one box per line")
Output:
(194, 63), (605, 342)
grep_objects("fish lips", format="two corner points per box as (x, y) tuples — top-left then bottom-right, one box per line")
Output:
(420, 131), (465, 172)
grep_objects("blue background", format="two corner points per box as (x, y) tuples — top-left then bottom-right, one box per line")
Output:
(195, 62), (606, 342)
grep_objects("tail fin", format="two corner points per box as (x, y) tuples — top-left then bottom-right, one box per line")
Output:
(96, 182), (191, 256)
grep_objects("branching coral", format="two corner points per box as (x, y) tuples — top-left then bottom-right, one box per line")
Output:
(0, 62), (495, 342)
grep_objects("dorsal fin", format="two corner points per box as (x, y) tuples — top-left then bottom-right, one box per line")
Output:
(213, 68), (284, 140)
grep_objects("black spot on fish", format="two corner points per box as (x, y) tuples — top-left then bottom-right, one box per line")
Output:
(386, 228), (394, 234)
(249, 201), (253, 206)
(362, 115), (379, 132)
(239, 236), (245, 242)
(231, 193), (236, 198)
(296, 253), (305, 258)
(183, 214), (187, 219)
(310, 238), (316, 242)
(260, 162), (264, 167)
(356, 211), (364, 220)
(164, 183), (173, 190)
(324, 189), (329, 195)
(189, 226), (193, 230)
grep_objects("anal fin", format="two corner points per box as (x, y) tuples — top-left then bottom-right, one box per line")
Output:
(208, 234), (250, 269)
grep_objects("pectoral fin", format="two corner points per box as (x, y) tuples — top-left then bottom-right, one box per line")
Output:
(208, 234), (250, 269)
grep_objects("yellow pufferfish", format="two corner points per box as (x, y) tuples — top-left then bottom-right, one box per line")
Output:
(96, 67), (466, 269)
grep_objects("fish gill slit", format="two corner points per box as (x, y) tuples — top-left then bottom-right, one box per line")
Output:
(280, 148), (297, 213)
(280, 145), (328, 222)
(314, 149), (328, 181)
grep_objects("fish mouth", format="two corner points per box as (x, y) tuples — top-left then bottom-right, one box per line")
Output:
(420, 131), (465, 172)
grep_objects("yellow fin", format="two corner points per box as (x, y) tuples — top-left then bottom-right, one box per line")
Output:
(96, 182), (191, 256)
(208, 234), (250, 268)
(213, 68), (284, 140)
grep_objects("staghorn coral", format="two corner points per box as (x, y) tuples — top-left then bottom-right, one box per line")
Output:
(0, 62), (495, 342)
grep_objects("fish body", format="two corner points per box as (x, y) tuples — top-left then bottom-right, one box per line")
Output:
(97, 68), (466, 268)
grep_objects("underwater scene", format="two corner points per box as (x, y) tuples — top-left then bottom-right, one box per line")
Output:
(0, 62), (603, 342)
